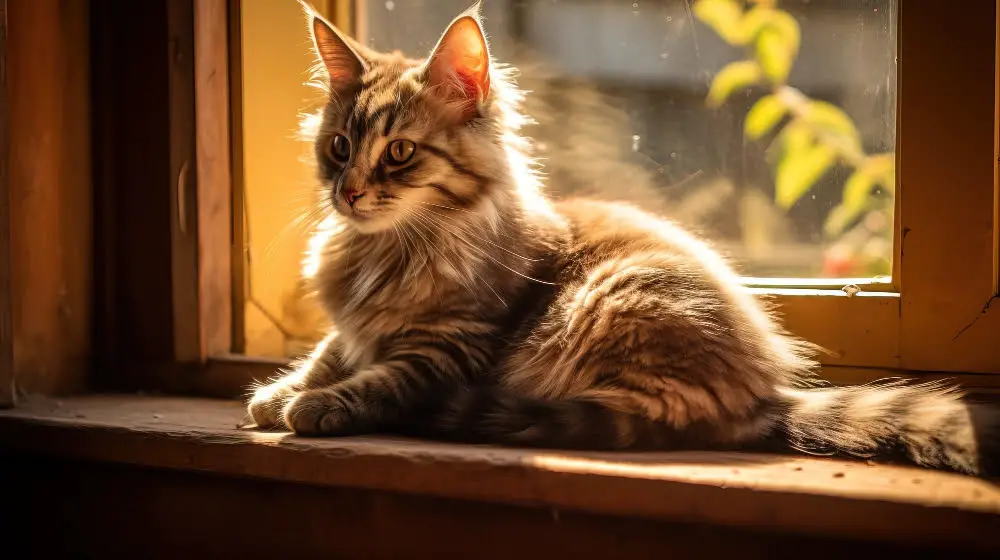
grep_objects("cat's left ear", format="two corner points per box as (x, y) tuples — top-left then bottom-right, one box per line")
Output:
(304, 2), (367, 96)
(424, 3), (491, 120)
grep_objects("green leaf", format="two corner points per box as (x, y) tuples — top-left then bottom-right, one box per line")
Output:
(767, 120), (812, 166)
(804, 100), (862, 155)
(707, 61), (761, 108)
(693, 0), (747, 45)
(737, 6), (773, 44)
(842, 168), (876, 211)
(744, 94), (788, 139)
(775, 144), (835, 209)
(823, 204), (856, 238)
(865, 154), (896, 193)
(754, 11), (800, 83)
(823, 169), (874, 237)
(823, 156), (896, 237)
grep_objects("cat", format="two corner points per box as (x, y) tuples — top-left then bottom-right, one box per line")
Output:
(247, 1), (998, 476)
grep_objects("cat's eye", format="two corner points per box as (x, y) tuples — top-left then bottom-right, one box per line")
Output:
(385, 139), (416, 165)
(326, 134), (351, 162)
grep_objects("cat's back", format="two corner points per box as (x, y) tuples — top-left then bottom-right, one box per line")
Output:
(553, 198), (739, 285)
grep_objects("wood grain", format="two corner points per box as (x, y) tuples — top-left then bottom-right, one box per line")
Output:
(228, 0), (246, 354)
(92, 0), (180, 373)
(168, 0), (202, 363)
(195, 0), (233, 358)
(1, 395), (998, 552)
(897, 0), (1000, 373)
(0, 0), (12, 407)
(764, 290), (901, 369)
(7, 0), (92, 394)
(6, 457), (960, 559)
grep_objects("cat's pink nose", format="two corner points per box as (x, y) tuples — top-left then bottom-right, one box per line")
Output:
(343, 188), (363, 207)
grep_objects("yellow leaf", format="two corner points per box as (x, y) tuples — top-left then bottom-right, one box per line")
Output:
(767, 11), (801, 56)
(865, 154), (896, 193)
(842, 168), (876, 211)
(767, 120), (812, 166)
(744, 94), (788, 139)
(737, 6), (773, 44)
(805, 100), (862, 154)
(824, 156), (896, 237)
(706, 61), (761, 108)
(823, 204), (855, 238)
(823, 170), (873, 236)
(775, 144), (834, 209)
(693, 0), (747, 45)
(754, 11), (800, 83)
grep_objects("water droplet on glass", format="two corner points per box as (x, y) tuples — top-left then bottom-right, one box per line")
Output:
(660, 53), (669, 60)
(666, 16), (672, 21)
(631, 135), (641, 152)
(385, 0), (395, 10)
(670, 152), (677, 159)
(632, 2), (638, 7)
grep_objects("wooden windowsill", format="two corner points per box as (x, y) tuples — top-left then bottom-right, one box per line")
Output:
(0, 395), (998, 552)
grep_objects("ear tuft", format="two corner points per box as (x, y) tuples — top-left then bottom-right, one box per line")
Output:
(424, 5), (491, 120)
(305, 4), (366, 95)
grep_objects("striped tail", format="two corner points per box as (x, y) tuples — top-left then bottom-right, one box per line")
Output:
(399, 381), (1000, 477)
(773, 380), (1000, 476)
(399, 386), (680, 451)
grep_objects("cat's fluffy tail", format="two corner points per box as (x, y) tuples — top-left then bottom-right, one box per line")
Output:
(771, 380), (1000, 476)
(400, 386), (675, 451)
(402, 380), (1000, 477)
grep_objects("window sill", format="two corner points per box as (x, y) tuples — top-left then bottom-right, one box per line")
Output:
(0, 395), (997, 552)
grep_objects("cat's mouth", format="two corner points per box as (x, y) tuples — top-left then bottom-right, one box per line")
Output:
(337, 205), (397, 233)
(333, 200), (375, 220)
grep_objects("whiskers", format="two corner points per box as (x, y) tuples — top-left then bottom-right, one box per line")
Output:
(408, 205), (557, 287)
(331, 196), (554, 308)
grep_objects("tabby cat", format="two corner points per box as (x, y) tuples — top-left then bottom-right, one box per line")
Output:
(247, 2), (998, 476)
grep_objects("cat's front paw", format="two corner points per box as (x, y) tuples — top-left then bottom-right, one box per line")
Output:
(247, 383), (298, 430)
(283, 389), (360, 436)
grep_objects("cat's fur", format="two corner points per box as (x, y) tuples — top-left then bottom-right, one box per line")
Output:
(247, 2), (999, 476)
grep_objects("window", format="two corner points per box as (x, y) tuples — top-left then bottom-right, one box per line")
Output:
(227, 0), (998, 384)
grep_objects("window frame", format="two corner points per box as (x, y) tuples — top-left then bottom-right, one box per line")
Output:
(767, 0), (1000, 377)
(180, 0), (1000, 397)
(0, 0), (12, 408)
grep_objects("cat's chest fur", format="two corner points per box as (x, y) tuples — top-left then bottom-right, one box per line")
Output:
(314, 233), (486, 368)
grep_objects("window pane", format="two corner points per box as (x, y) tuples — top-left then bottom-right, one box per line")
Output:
(239, 0), (897, 357)
(362, 0), (897, 279)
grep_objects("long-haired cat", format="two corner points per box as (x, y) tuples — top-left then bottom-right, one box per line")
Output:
(247, 2), (998, 476)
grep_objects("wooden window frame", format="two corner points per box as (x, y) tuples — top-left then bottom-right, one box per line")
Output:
(766, 0), (1000, 380)
(0, 0), (11, 408)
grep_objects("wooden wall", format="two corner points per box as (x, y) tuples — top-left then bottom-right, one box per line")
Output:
(6, 0), (92, 395)
(0, 0), (13, 407)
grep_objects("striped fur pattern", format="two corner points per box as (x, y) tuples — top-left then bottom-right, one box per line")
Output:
(247, 2), (999, 476)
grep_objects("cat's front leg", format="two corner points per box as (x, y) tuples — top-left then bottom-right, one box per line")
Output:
(283, 329), (491, 436)
(247, 332), (348, 429)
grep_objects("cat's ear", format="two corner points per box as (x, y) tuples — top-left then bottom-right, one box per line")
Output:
(424, 3), (491, 120)
(305, 4), (366, 94)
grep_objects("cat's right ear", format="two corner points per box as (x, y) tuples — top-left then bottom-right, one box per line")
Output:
(304, 3), (366, 94)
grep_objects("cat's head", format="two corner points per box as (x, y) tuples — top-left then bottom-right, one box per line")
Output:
(303, 2), (522, 234)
